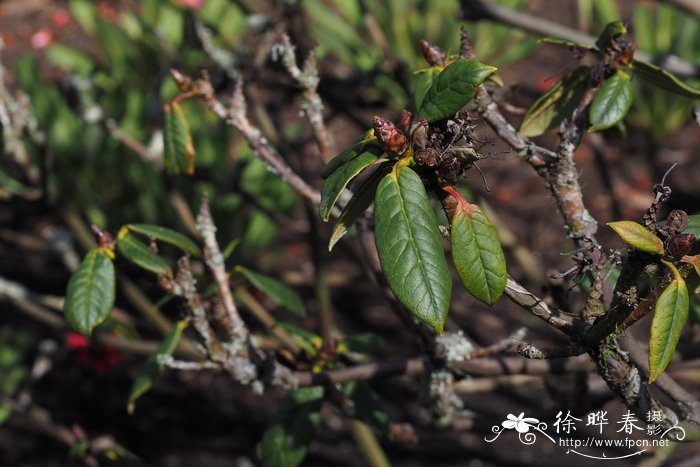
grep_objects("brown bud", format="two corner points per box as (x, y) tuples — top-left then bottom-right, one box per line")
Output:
(420, 39), (446, 66)
(400, 109), (413, 133)
(373, 116), (408, 155)
(169, 69), (193, 92)
(665, 209), (689, 235)
(410, 117), (429, 149)
(91, 225), (114, 248)
(438, 157), (461, 186)
(414, 147), (439, 167)
(665, 234), (696, 259)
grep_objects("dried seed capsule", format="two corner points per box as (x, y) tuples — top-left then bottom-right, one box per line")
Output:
(414, 147), (439, 167)
(438, 157), (461, 186)
(420, 39), (446, 66)
(665, 209), (689, 235)
(373, 116), (408, 155)
(665, 233), (696, 259)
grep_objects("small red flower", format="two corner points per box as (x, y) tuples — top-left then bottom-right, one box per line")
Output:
(31, 29), (54, 49)
(52, 9), (71, 29)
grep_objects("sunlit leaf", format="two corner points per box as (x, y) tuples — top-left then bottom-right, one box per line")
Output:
(374, 165), (451, 333)
(116, 232), (172, 277)
(321, 129), (377, 179)
(163, 102), (196, 175)
(589, 70), (634, 131)
(649, 261), (689, 383)
(417, 59), (496, 122)
(64, 248), (116, 335)
(237, 266), (306, 317)
(127, 224), (201, 256)
(127, 321), (187, 414)
(412, 66), (442, 112)
(631, 60), (700, 99)
(595, 20), (627, 51)
(607, 221), (664, 254)
(262, 387), (324, 467)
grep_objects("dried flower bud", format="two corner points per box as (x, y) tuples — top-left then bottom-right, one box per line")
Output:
(438, 157), (461, 186)
(410, 117), (429, 149)
(373, 116), (408, 155)
(665, 209), (689, 235)
(665, 233), (696, 259)
(414, 147), (439, 167)
(420, 39), (446, 66)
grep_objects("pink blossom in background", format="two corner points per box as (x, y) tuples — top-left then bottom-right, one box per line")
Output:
(31, 29), (54, 49)
(52, 9), (71, 29)
(178, 0), (205, 10)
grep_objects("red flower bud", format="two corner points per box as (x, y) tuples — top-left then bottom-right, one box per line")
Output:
(373, 116), (408, 155)
(400, 109), (413, 133)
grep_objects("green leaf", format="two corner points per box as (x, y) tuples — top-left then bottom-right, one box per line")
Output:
(595, 20), (627, 51)
(319, 146), (384, 222)
(117, 232), (172, 277)
(589, 70), (634, 131)
(686, 214), (700, 237)
(45, 44), (95, 76)
(631, 60), (700, 98)
(343, 381), (388, 433)
(540, 37), (593, 49)
(417, 59), (497, 122)
(649, 262), (689, 383)
(329, 163), (392, 251)
(449, 199), (507, 305)
(519, 66), (590, 137)
(608, 221), (664, 254)
(127, 224), (201, 256)
(64, 248), (116, 335)
(374, 165), (452, 333)
(127, 320), (187, 414)
(163, 102), (196, 175)
(321, 129), (378, 179)
(412, 66), (442, 112)
(237, 267), (306, 317)
(262, 387), (324, 467)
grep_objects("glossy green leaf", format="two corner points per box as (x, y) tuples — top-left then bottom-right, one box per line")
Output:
(117, 232), (172, 277)
(631, 60), (700, 98)
(329, 163), (392, 251)
(127, 320), (187, 414)
(589, 70), (634, 131)
(64, 248), (116, 335)
(608, 221), (664, 254)
(519, 66), (590, 137)
(450, 200), (507, 305)
(686, 215), (700, 237)
(595, 20), (627, 51)
(413, 66), (442, 112)
(163, 102), (196, 175)
(319, 146), (383, 222)
(127, 224), (201, 256)
(237, 267), (306, 317)
(321, 129), (377, 179)
(262, 387), (324, 467)
(374, 165), (452, 333)
(649, 262), (689, 383)
(417, 59), (497, 122)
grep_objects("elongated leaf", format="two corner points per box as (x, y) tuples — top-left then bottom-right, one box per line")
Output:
(127, 224), (201, 256)
(163, 102), (196, 175)
(519, 66), (590, 137)
(589, 70), (633, 131)
(237, 266), (306, 317)
(46, 44), (95, 75)
(608, 221), (664, 254)
(374, 165), (452, 333)
(64, 248), (116, 335)
(319, 147), (383, 221)
(418, 59), (497, 122)
(128, 320), (187, 414)
(321, 129), (377, 179)
(595, 20), (627, 51)
(631, 60), (700, 98)
(117, 232), (172, 277)
(329, 163), (392, 251)
(262, 387), (324, 467)
(540, 37), (593, 49)
(413, 66), (442, 112)
(449, 196), (507, 305)
(649, 262), (689, 383)
(685, 214), (700, 236)
(343, 381), (388, 433)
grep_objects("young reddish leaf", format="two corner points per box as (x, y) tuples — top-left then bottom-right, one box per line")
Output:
(329, 163), (392, 251)
(319, 146), (383, 221)
(163, 102), (196, 175)
(374, 165), (452, 334)
(261, 387), (324, 467)
(64, 248), (116, 335)
(444, 186), (507, 305)
(417, 58), (496, 123)
(681, 255), (700, 278)
(237, 266), (306, 317)
(519, 66), (589, 137)
(589, 70), (633, 132)
(116, 231), (173, 277)
(607, 221), (664, 254)
(128, 320), (187, 414)
(649, 261), (689, 383)
(127, 223), (201, 256)
(321, 129), (377, 179)
(631, 60), (700, 99)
